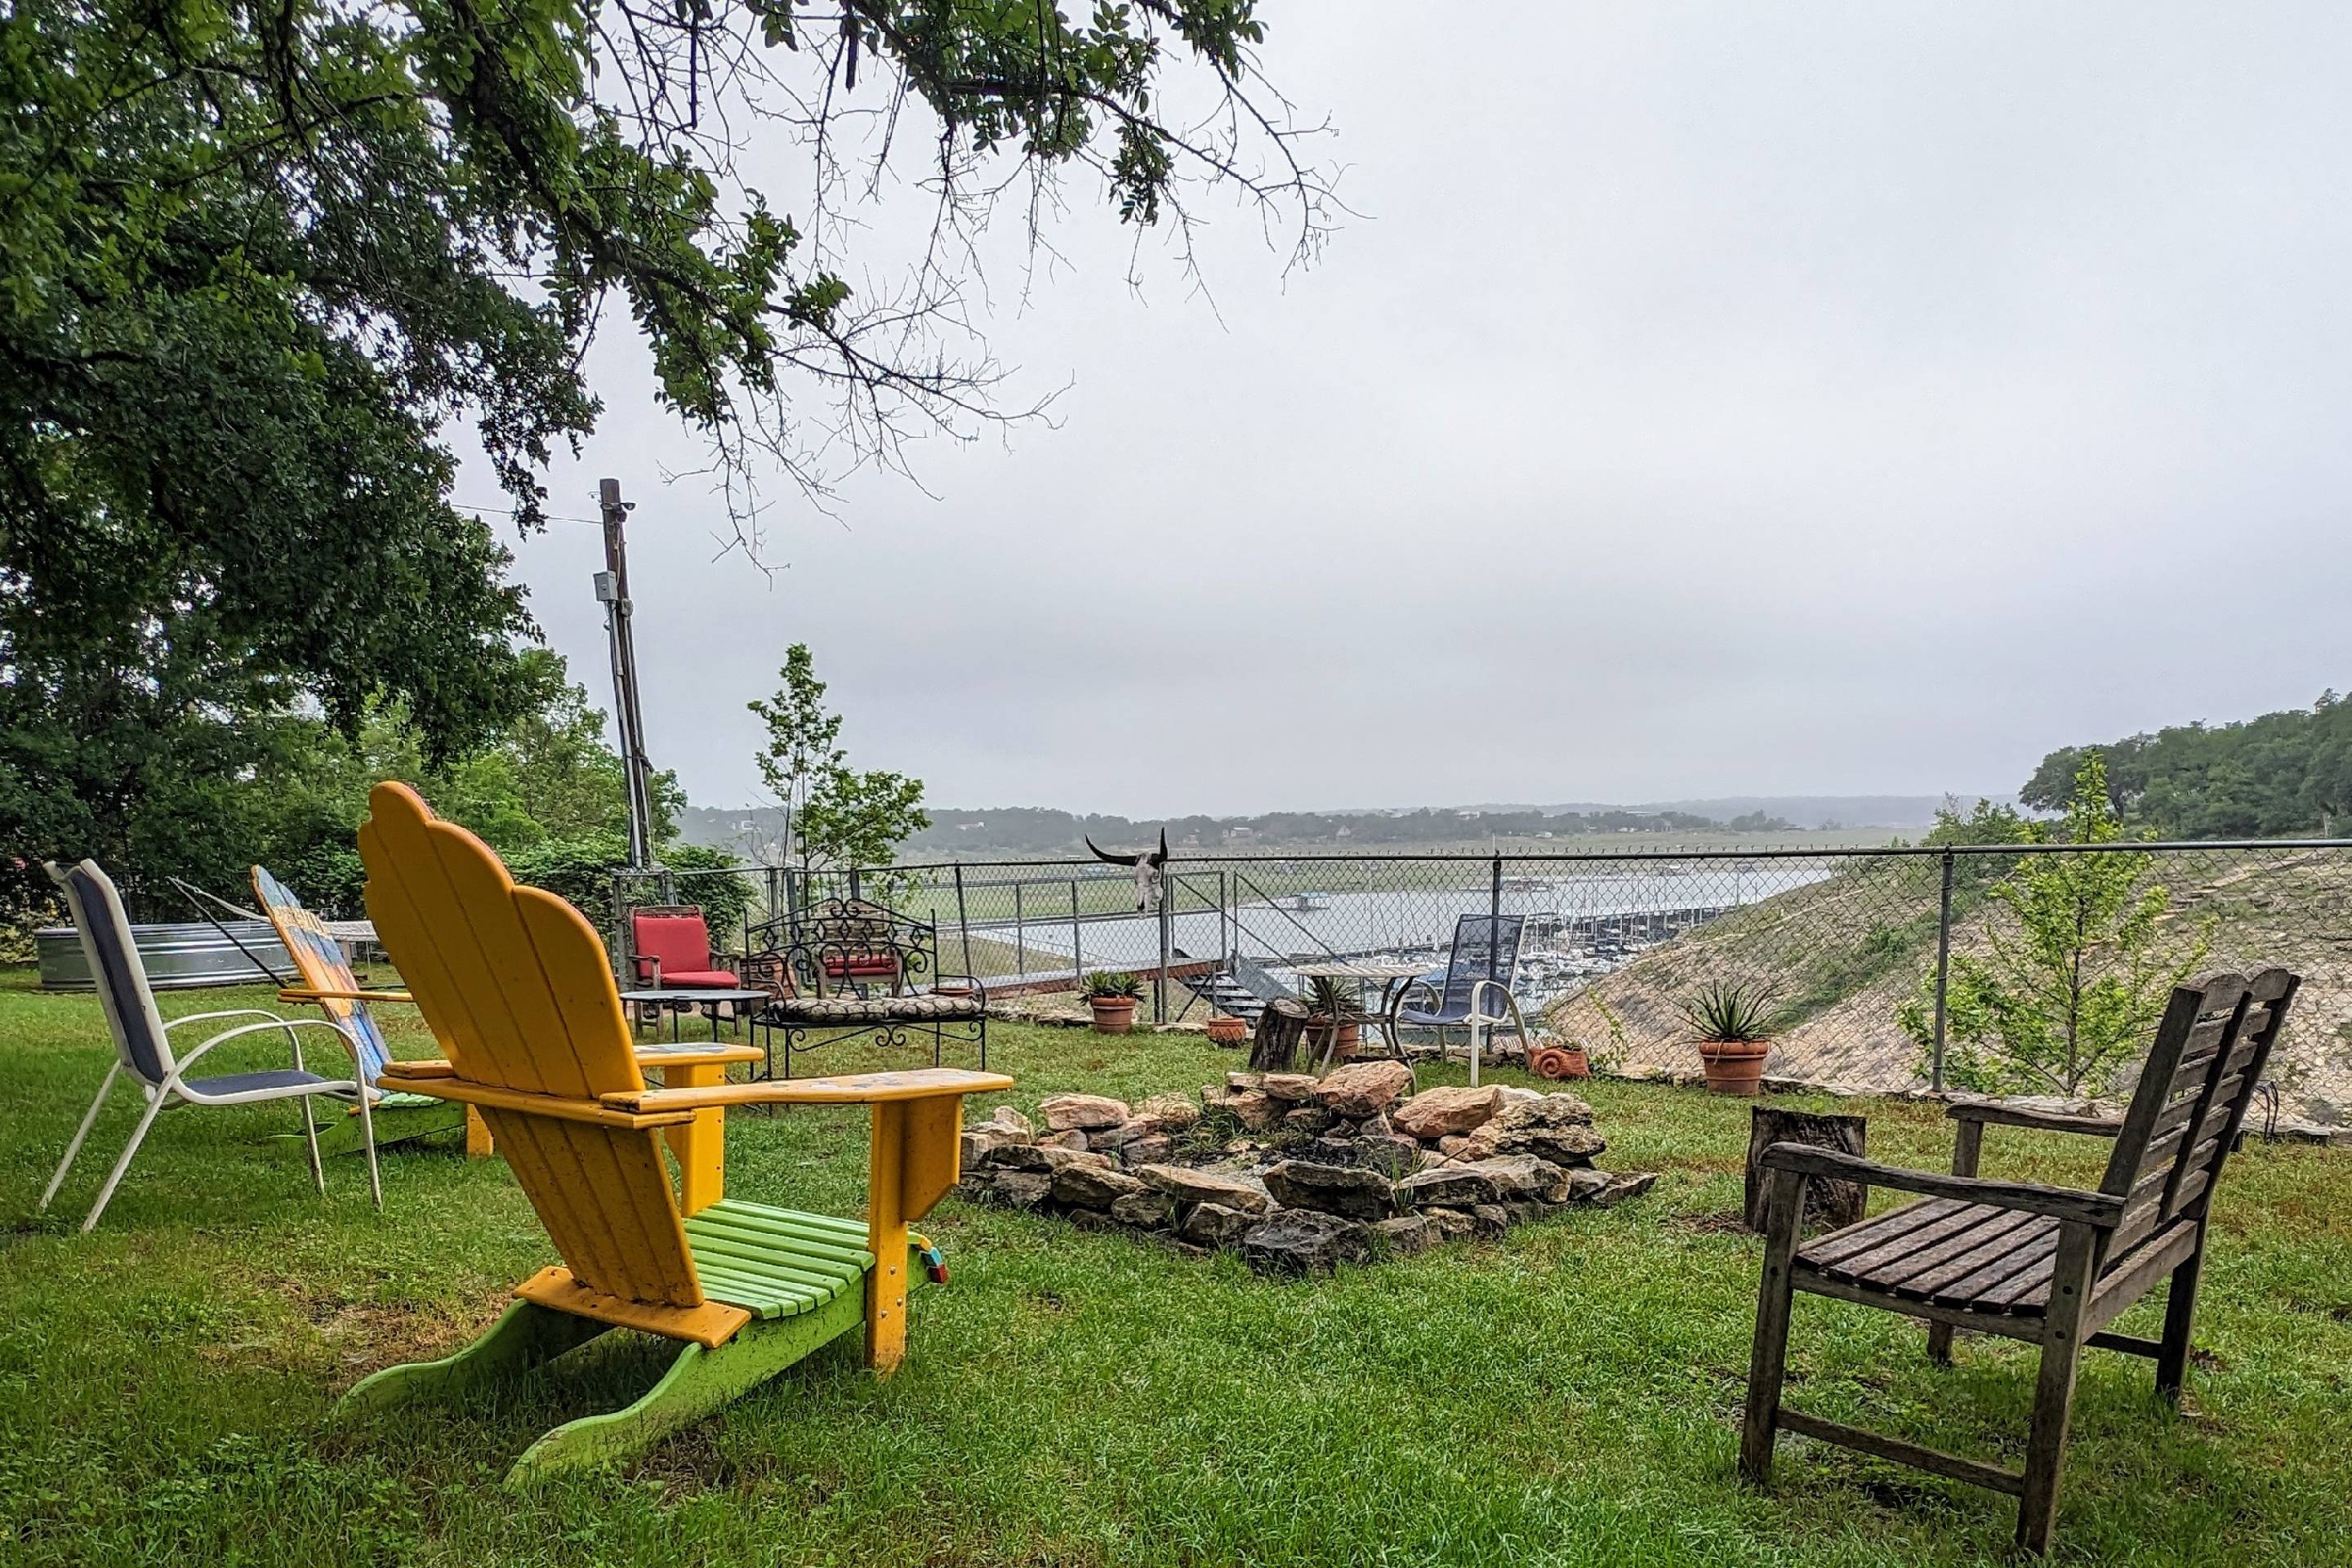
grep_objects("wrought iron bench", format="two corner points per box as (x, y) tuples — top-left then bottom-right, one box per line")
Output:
(742, 898), (987, 1078)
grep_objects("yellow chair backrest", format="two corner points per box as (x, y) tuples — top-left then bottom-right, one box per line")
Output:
(357, 781), (702, 1309)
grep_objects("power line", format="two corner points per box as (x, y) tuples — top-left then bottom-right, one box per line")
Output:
(452, 499), (608, 527)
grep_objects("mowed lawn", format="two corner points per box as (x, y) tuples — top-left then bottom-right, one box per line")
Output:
(2, 972), (2348, 1567)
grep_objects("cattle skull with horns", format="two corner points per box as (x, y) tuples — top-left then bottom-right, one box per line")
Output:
(1086, 829), (1171, 911)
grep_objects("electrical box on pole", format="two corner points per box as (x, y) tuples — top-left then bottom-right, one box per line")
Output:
(596, 479), (657, 870)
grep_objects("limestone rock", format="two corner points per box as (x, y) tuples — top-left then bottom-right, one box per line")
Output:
(1593, 1171), (1659, 1208)
(1178, 1200), (1257, 1248)
(1111, 1190), (1175, 1229)
(978, 1104), (1036, 1143)
(1563, 1167), (1613, 1201)
(1135, 1093), (1201, 1133)
(1040, 1093), (1131, 1132)
(1052, 1162), (1146, 1209)
(986, 1143), (1113, 1174)
(1468, 1203), (1511, 1238)
(1122, 1134), (1173, 1166)
(1241, 1209), (1373, 1275)
(1373, 1214), (1442, 1254)
(1262, 1160), (1396, 1221)
(1040, 1129), (1090, 1150)
(1088, 1120), (1146, 1150)
(1423, 1206), (1477, 1240)
(1394, 1085), (1504, 1140)
(1259, 1072), (1320, 1103)
(1459, 1153), (1571, 1204)
(1225, 1071), (1263, 1092)
(1359, 1110), (1396, 1138)
(1313, 1060), (1414, 1117)
(1224, 1089), (1280, 1131)
(1395, 1164), (1502, 1209)
(993, 1171), (1052, 1209)
(1280, 1104), (1334, 1136)
(1355, 1134), (1425, 1179)
(1137, 1164), (1272, 1214)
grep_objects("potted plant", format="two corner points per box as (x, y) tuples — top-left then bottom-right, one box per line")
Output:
(1205, 1013), (1249, 1046)
(1303, 974), (1362, 1060)
(1081, 970), (1145, 1035)
(1679, 981), (1781, 1096)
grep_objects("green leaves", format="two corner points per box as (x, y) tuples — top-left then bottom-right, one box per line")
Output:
(749, 644), (927, 873)
(1900, 755), (2213, 1097)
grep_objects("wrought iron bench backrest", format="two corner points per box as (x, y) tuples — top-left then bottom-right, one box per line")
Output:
(2096, 968), (2297, 1262)
(748, 898), (938, 1000)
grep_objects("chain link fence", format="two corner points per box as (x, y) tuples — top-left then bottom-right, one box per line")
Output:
(617, 842), (2352, 1133)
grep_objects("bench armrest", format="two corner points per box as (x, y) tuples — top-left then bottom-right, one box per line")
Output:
(1760, 1142), (2123, 1227)
(1945, 1099), (2122, 1138)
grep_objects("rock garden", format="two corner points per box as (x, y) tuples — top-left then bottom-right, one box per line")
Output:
(956, 1059), (1656, 1272)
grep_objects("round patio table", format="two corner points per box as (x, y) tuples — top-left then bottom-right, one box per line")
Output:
(1289, 960), (1431, 1072)
(618, 986), (772, 1044)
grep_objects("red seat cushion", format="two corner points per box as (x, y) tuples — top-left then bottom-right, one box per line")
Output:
(823, 954), (900, 978)
(631, 912), (711, 979)
(658, 969), (741, 988)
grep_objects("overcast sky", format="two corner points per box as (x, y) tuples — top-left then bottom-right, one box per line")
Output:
(462, 4), (2352, 818)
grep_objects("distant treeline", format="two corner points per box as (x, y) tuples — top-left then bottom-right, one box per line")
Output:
(2024, 690), (2352, 840)
(679, 803), (1796, 860)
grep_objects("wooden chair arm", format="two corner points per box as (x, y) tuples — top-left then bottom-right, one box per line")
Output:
(279, 986), (416, 1005)
(374, 1065), (697, 1129)
(603, 1067), (1014, 1115)
(1760, 1143), (2123, 1227)
(1944, 1099), (2122, 1138)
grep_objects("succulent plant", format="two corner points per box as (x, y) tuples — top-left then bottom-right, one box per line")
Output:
(1081, 969), (1145, 1000)
(1678, 981), (1784, 1044)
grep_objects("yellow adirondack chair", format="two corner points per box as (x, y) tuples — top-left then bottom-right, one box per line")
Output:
(333, 782), (1012, 1482)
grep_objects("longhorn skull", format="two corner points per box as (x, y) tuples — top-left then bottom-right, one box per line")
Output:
(1087, 828), (1170, 911)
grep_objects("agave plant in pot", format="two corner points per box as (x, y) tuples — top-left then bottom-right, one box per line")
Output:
(1080, 970), (1146, 1035)
(1303, 974), (1364, 1060)
(1679, 981), (1782, 1096)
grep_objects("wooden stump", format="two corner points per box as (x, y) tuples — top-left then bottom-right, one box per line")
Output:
(1248, 998), (1312, 1073)
(1744, 1106), (1868, 1233)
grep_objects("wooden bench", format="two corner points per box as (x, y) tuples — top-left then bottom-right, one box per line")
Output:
(1740, 968), (2299, 1554)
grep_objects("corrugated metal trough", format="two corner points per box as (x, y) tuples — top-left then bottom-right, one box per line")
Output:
(37, 921), (290, 991)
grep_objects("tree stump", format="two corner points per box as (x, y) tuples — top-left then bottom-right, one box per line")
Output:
(1744, 1106), (1868, 1233)
(1248, 997), (1312, 1073)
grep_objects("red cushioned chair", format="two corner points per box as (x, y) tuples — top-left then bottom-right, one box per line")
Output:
(628, 906), (742, 990)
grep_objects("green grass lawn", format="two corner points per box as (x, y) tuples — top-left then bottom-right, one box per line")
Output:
(2, 972), (2348, 1566)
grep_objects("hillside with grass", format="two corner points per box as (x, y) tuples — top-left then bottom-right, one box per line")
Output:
(1545, 843), (2352, 1129)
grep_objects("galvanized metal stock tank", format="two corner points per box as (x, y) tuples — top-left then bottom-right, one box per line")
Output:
(37, 921), (290, 991)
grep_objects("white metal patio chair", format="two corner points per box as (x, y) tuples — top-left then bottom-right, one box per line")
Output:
(38, 859), (381, 1232)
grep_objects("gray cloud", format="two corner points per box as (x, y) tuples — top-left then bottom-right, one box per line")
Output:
(474, 2), (2352, 817)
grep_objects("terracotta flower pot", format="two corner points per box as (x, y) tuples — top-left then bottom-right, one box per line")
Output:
(1205, 1014), (1249, 1046)
(1697, 1038), (1771, 1096)
(1530, 1044), (1591, 1080)
(1089, 996), (1138, 1035)
(1305, 1020), (1361, 1058)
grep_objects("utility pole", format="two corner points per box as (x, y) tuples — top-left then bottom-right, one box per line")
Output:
(594, 478), (657, 870)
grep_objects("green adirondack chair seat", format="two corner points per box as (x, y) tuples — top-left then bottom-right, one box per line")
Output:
(683, 1199), (875, 1320)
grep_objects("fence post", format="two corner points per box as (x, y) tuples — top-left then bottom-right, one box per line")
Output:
(764, 866), (781, 932)
(1071, 880), (1082, 987)
(1013, 880), (1026, 980)
(1931, 849), (1956, 1092)
(953, 863), (972, 978)
(1219, 870), (1230, 966)
(849, 866), (862, 903)
(1156, 864), (1174, 1023)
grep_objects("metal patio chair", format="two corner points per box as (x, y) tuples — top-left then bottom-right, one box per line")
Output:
(38, 859), (381, 1232)
(1383, 914), (1530, 1086)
